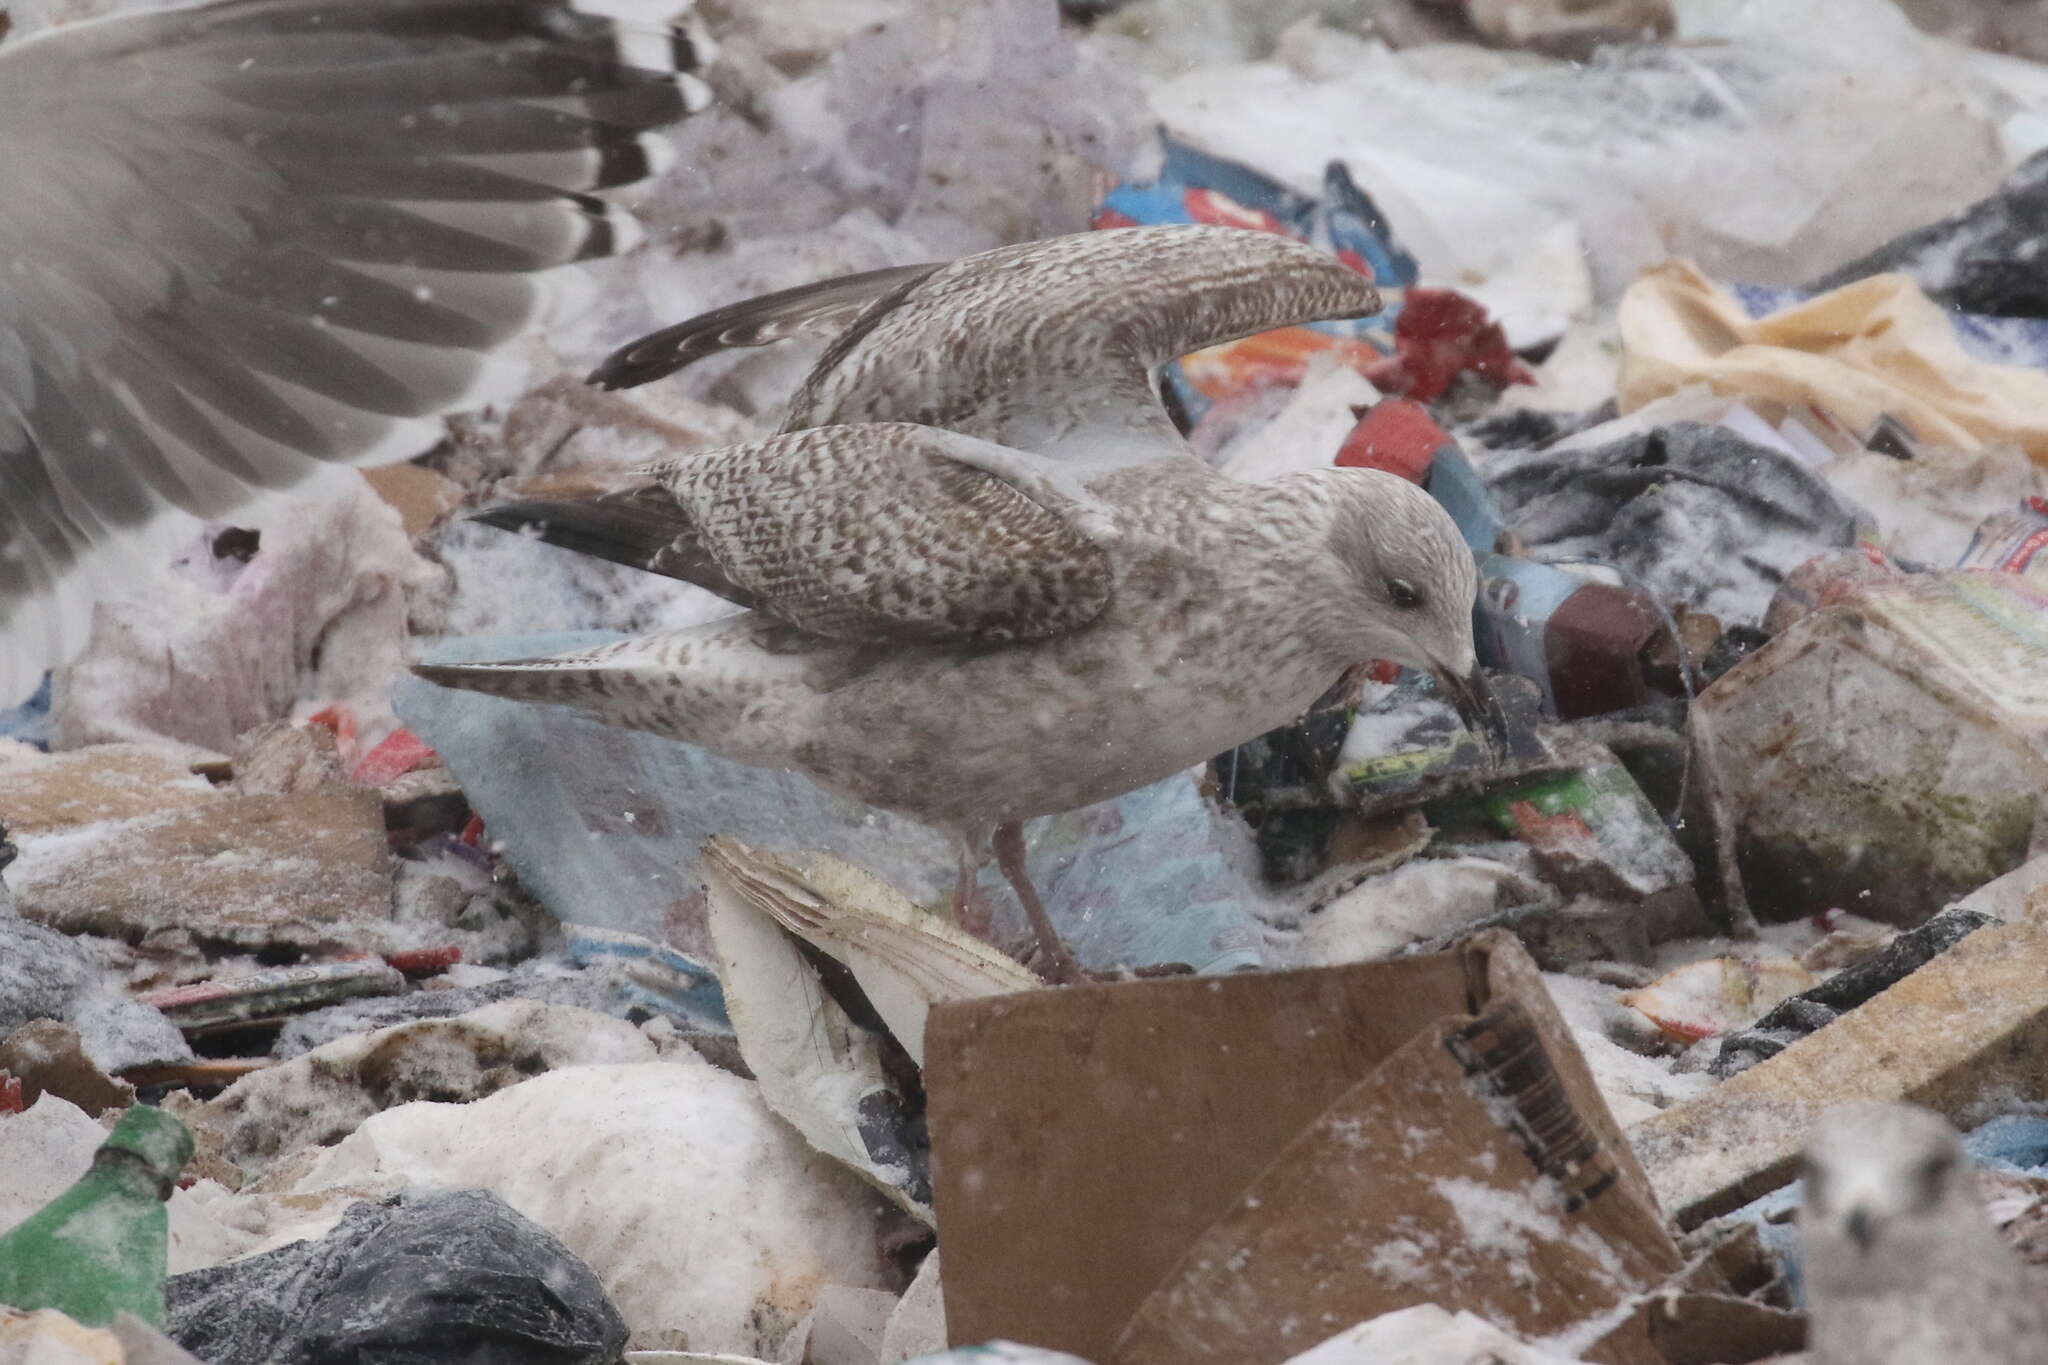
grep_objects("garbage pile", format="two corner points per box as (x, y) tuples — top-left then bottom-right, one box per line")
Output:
(7, 0), (2048, 1363)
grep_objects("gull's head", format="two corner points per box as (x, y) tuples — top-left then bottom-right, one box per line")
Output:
(1319, 469), (1503, 752)
(1800, 1102), (1989, 1297)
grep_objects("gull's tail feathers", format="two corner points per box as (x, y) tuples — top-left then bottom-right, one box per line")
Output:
(411, 624), (809, 751)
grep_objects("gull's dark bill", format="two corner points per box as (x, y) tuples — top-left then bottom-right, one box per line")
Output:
(1432, 663), (1510, 762)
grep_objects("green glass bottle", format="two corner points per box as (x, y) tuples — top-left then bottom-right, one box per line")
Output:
(0, 1104), (194, 1326)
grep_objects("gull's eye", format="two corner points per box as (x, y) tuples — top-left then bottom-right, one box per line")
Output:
(1388, 577), (1424, 610)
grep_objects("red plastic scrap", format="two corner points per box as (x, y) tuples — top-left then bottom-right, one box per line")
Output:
(304, 704), (355, 742)
(1335, 399), (1449, 483)
(0, 1075), (21, 1115)
(1505, 799), (1598, 853)
(1182, 188), (1294, 236)
(350, 728), (438, 786)
(304, 704), (360, 766)
(459, 813), (486, 847)
(384, 946), (462, 977)
(1366, 287), (1534, 402)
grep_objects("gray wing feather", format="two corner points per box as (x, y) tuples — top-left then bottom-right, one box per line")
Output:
(480, 422), (1113, 645)
(587, 263), (942, 390)
(0, 0), (708, 704)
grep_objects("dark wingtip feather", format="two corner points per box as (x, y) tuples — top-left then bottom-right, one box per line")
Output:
(469, 495), (686, 577)
(586, 263), (942, 391)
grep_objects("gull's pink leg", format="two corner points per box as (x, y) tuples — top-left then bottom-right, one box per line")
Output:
(993, 820), (1088, 985)
(950, 833), (995, 938)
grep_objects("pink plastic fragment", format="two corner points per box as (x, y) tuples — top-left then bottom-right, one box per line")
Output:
(351, 728), (438, 786)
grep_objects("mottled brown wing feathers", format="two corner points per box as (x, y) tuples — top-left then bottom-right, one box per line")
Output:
(476, 423), (1113, 644)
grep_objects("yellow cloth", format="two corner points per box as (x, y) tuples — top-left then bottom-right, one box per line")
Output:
(1618, 260), (2048, 466)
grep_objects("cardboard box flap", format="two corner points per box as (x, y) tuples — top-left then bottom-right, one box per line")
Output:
(926, 931), (1684, 1364)
(1113, 1003), (1682, 1364)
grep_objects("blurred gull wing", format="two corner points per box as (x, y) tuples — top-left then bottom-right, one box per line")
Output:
(0, 0), (710, 704)
(463, 421), (1116, 645)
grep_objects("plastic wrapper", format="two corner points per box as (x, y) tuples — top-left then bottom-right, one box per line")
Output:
(1093, 136), (1529, 426)
(138, 963), (404, 1037)
(1957, 496), (2048, 583)
(166, 1190), (628, 1365)
(241, 1060), (893, 1354)
(1486, 421), (1865, 627)
(1622, 263), (2048, 468)
(1142, 8), (2007, 298)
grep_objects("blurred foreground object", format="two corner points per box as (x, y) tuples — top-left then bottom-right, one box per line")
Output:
(0, 0), (711, 705)
(1801, 1102), (2048, 1365)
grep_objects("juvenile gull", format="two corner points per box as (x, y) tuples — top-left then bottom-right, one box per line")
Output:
(1801, 1101), (2048, 1365)
(418, 226), (1500, 979)
(0, 0), (709, 706)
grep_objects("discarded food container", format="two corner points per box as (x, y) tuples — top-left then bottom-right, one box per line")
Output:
(1694, 571), (2048, 924)
(1338, 401), (1668, 719)
(1475, 555), (1666, 720)
(0, 1106), (193, 1327)
(1333, 672), (1548, 819)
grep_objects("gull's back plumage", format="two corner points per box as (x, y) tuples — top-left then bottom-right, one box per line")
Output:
(0, 0), (709, 704)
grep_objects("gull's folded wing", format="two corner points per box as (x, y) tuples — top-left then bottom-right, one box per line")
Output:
(453, 421), (1113, 647)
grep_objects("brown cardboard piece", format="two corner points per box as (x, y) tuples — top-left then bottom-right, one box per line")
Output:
(1631, 882), (2048, 1227)
(0, 743), (219, 835)
(359, 464), (463, 540)
(1579, 1225), (1806, 1365)
(0, 1021), (134, 1116)
(924, 931), (1689, 1364)
(13, 787), (395, 954)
